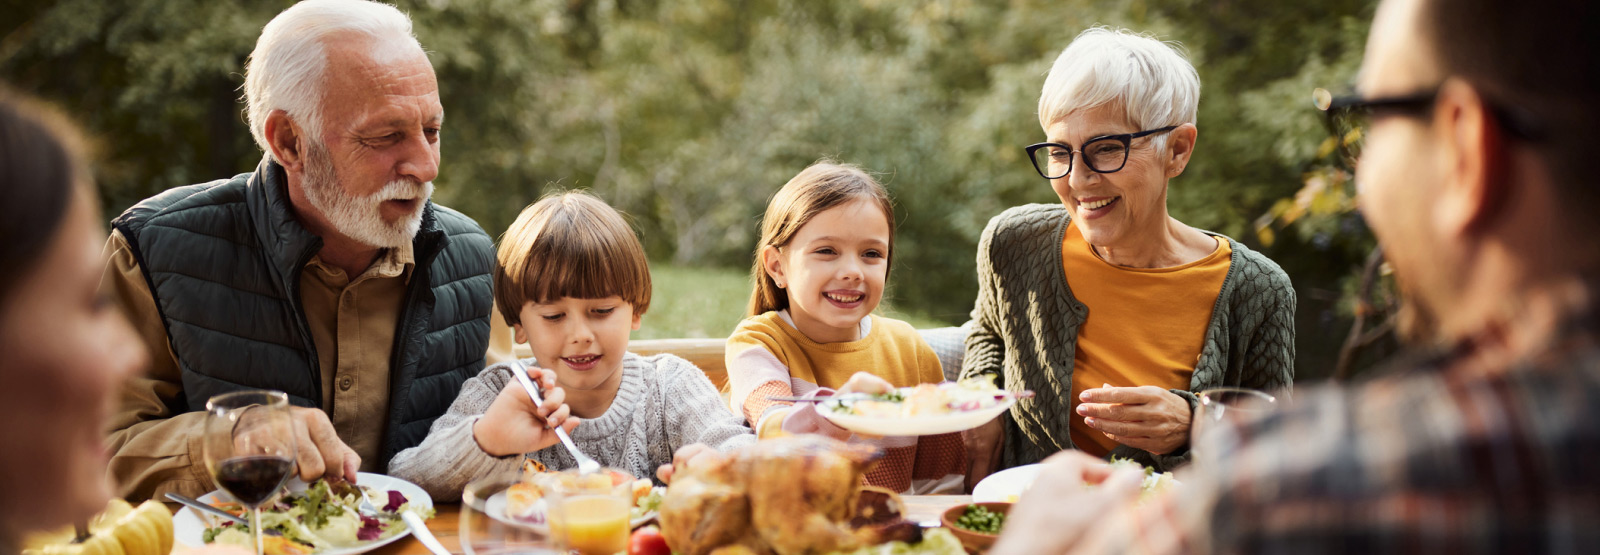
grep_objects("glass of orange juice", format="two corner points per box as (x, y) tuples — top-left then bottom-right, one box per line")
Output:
(543, 468), (634, 555)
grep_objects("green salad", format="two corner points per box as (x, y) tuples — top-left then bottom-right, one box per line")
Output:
(631, 487), (665, 521)
(202, 478), (433, 553)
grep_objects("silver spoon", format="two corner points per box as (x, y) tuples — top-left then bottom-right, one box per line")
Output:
(510, 359), (601, 474)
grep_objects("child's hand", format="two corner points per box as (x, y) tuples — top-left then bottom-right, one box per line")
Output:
(656, 443), (721, 484)
(832, 372), (896, 440)
(473, 366), (580, 457)
(836, 371), (895, 396)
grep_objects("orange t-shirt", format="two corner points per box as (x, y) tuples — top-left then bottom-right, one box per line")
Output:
(1062, 222), (1231, 456)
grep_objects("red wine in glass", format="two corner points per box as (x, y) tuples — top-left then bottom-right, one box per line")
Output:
(215, 455), (295, 507)
(205, 390), (297, 555)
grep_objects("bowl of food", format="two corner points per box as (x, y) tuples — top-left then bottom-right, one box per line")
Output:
(941, 502), (1011, 553)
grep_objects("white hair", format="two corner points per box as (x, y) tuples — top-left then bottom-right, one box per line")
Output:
(244, 0), (423, 158)
(1038, 27), (1200, 144)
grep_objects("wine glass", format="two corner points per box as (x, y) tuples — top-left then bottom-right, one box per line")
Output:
(203, 390), (297, 555)
(1191, 387), (1277, 452)
(461, 472), (563, 555)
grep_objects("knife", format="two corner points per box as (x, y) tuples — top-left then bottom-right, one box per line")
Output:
(165, 493), (248, 525)
(402, 511), (453, 555)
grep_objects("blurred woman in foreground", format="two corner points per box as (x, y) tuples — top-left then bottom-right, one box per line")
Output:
(0, 89), (147, 548)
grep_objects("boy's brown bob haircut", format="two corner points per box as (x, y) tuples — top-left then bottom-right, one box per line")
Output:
(494, 191), (652, 326)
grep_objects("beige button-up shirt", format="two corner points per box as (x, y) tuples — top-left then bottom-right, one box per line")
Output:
(102, 230), (514, 501)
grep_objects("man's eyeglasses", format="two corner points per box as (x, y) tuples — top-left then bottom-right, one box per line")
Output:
(1313, 87), (1544, 170)
(1025, 126), (1178, 179)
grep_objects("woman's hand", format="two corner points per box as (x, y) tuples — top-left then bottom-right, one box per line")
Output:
(963, 417), (1004, 491)
(1077, 385), (1191, 455)
(472, 366), (580, 457)
(988, 450), (1143, 555)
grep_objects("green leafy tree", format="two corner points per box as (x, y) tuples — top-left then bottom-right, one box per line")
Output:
(3, 0), (1383, 377)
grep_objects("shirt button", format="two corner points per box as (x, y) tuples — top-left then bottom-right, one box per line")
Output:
(339, 376), (354, 391)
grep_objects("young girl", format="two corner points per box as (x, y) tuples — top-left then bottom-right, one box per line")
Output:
(726, 161), (965, 494)
(390, 191), (754, 500)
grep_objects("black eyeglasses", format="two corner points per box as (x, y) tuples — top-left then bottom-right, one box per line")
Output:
(1313, 87), (1544, 170)
(1025, 126), (1178, 179)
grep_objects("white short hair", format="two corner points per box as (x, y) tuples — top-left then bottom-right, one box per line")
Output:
(244, 0), (423, 158)
(1037, 27), (1200, 141)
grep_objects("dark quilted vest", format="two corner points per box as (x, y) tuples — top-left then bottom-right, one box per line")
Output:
(111, 160), (495, 466)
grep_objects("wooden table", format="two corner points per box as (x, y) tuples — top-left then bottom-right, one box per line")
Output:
(373, 495), (973, 555)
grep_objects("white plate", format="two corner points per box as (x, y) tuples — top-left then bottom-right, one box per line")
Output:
(484, 488), (661, 532)
(971, 464), (1041, 503)
(173, 472), (432, 555)
(818, 396), (1015, 436)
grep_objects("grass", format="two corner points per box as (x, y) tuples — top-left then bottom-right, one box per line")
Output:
(639, 262), (953, 339)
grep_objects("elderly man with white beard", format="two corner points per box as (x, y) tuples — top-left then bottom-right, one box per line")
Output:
(103, 0), (511, 501)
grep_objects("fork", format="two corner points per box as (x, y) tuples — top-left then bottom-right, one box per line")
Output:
(510, 359), (602, 474)
(358, 487), (451, 555)
(355, 485), (390, 519)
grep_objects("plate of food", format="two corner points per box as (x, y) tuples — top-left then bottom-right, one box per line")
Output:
(817, 378), (1023, 436)
(487, 461), (663, 531)
(973, 458), (1180, 504)
(173, 472), (432, 555)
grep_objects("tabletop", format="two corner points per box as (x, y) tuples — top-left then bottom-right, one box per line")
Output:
(372, 495), (973, 555)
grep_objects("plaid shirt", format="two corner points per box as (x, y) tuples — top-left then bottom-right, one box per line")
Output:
(1074, 299), (1600, 554)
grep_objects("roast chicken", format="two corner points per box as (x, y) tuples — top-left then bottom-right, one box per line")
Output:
(658, 435), (922, 555)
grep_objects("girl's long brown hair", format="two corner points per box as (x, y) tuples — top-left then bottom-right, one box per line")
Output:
(747, 161), (895, 316)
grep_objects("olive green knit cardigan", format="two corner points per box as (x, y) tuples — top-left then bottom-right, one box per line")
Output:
(960, 204), (1295, 471)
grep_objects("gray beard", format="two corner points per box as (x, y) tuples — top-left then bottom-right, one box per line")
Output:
(300, 143), (431, 249)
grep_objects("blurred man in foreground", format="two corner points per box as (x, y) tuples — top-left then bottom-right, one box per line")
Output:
(104, 0), (508, 501)
(991, 0), (1600, 551)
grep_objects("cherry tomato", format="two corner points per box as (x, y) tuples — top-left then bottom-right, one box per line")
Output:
(629, 526), (671, 555)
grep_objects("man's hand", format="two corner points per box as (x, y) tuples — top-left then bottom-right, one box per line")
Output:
(656, 443), (721, 485)
(988, 450), (1143, 555)
(1077, 385), (1191, 455)
(473, 366), (579, 457)
(235, 405), (360, 483)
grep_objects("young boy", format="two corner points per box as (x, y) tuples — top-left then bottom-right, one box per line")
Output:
(389, 191), (754, 500)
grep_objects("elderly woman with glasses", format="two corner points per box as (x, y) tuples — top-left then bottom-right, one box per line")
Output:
(959, 28), (1295, 479)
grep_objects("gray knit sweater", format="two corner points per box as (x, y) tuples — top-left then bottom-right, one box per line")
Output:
(389, 352), (756, 501)
(960, 204), (1295, 472)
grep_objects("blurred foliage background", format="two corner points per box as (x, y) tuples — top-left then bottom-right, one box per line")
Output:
(2, 0), (1391, 381)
